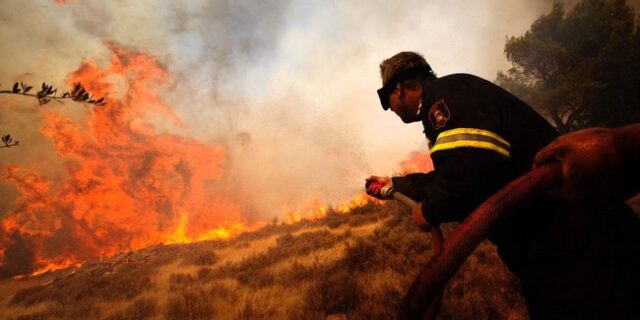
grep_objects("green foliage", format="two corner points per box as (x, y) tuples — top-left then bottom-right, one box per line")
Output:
(498, 0), (640, 132)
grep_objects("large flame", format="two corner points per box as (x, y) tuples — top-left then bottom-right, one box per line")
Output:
(0, 42), (245, 277)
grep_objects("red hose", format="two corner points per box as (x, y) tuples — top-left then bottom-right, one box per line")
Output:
(399, 164), (562, 320)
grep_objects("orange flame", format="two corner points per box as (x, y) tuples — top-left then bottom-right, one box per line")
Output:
(55, 0), (76, 6)
(284, 192), (381, 224)
(399, 151), (433, 174)
(0, 42), (245, 277)
(283, 149), (432, 225)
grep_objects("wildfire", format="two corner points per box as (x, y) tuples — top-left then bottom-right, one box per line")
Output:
(282, 149), (432, 224)
(336, 193), (374, 213)
(55, 0), (76, 6)
(284, 192), (382, 224)
(0, 41), (245, 278)
(285, 198), (330, 224)
(27, 259), (81, 278)
(399, 151), (434, 174)
(165, 212), (247, 244)
(0, 37), (434, 278)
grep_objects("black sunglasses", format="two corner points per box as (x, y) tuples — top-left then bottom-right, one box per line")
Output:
(377, 84), (395, 111)
(376, 65), (430, 111)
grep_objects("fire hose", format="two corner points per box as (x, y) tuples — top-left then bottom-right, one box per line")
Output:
(368, 163), (562, 320)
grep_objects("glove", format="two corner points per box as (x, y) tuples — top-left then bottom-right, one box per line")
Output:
(365, 175), (392, 200)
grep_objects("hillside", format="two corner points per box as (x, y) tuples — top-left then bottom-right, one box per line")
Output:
(0, 201), (528, 320)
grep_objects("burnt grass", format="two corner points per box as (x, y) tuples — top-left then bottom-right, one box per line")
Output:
(3, 200), (528, 319)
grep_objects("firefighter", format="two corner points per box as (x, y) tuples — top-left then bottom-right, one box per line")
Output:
(367, 51), (639, 319)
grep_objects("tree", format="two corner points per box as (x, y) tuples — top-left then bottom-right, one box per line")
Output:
(497, 0), (640, 133)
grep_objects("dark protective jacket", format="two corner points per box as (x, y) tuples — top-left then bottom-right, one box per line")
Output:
(392, 73), (640, 319)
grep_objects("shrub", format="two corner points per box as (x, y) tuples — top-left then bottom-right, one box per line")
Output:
(352, 280), (402, 320)
(182, 249), (219, 266)
(105, 297), (157, 320)
(197, 267), (214, 282)
(164, 288), (215, 320)
(169, 273), (197, 290)
(10, 285), (49, 306)
(15, 310), (62, 320)
(275, 233), (295, 247)
(339, 237), (379, 272)
(326, 215), (349, 229)
(304, 268), (360, 315)
(236, 298), (277, 320)
(10, 261), (154, 311)
(236, 268), (276, 289)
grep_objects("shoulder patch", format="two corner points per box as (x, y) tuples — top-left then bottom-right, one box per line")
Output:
(428, 98), (451, 130)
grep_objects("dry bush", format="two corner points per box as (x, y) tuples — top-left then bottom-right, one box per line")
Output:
(347, 201), (380, 216)
(169, 273), (197, 290)
(181, 249), (219, 267)
(86, 263), (153, 301)
(275, 229), (340, 256)
(104, 296), (157, 320)
(276, 257), (331, 286)
(9, 287), (98, 319)
(235, 267), (276, 289)
(13, 309), (62, 320)
(275, 233), (295, 246)
(382, 211), (406, 229)
(164, 287), (215, 320)
(10, 261), (154, 320)
(339, 237), (379, 272)
(207, 281), (238, 302)
(302, 268), (361, 316)
(337, 222), (429, 275)
(236, 298), (277, 320)
(212, 229), (343, 288)
(326, 214), (350, 229)
(10, 285), (49, 306)
(286, 307), (325, 320)
(438, 242), (528, 319)
(196, 267), (214, 282)
(351, 277), (403, 320)
(346, 212), (381, 228)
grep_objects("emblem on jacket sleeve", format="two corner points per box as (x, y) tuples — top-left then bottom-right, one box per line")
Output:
(428, 98), (451, 130)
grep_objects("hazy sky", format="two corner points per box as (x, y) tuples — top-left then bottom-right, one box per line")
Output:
(2, 0), (630, 217)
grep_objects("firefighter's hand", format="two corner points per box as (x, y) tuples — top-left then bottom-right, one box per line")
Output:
(411, 203), (431, 230)
(365, 175), (392, 200)
(534, 127), (626, 202)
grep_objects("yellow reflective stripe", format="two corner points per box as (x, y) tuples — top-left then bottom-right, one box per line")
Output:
(430, 140), (510, 158)
(436, 128), (510, 147)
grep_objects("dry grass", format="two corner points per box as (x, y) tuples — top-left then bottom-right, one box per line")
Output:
(0, 200), (528, 319)
(103, 297), (157, 320)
